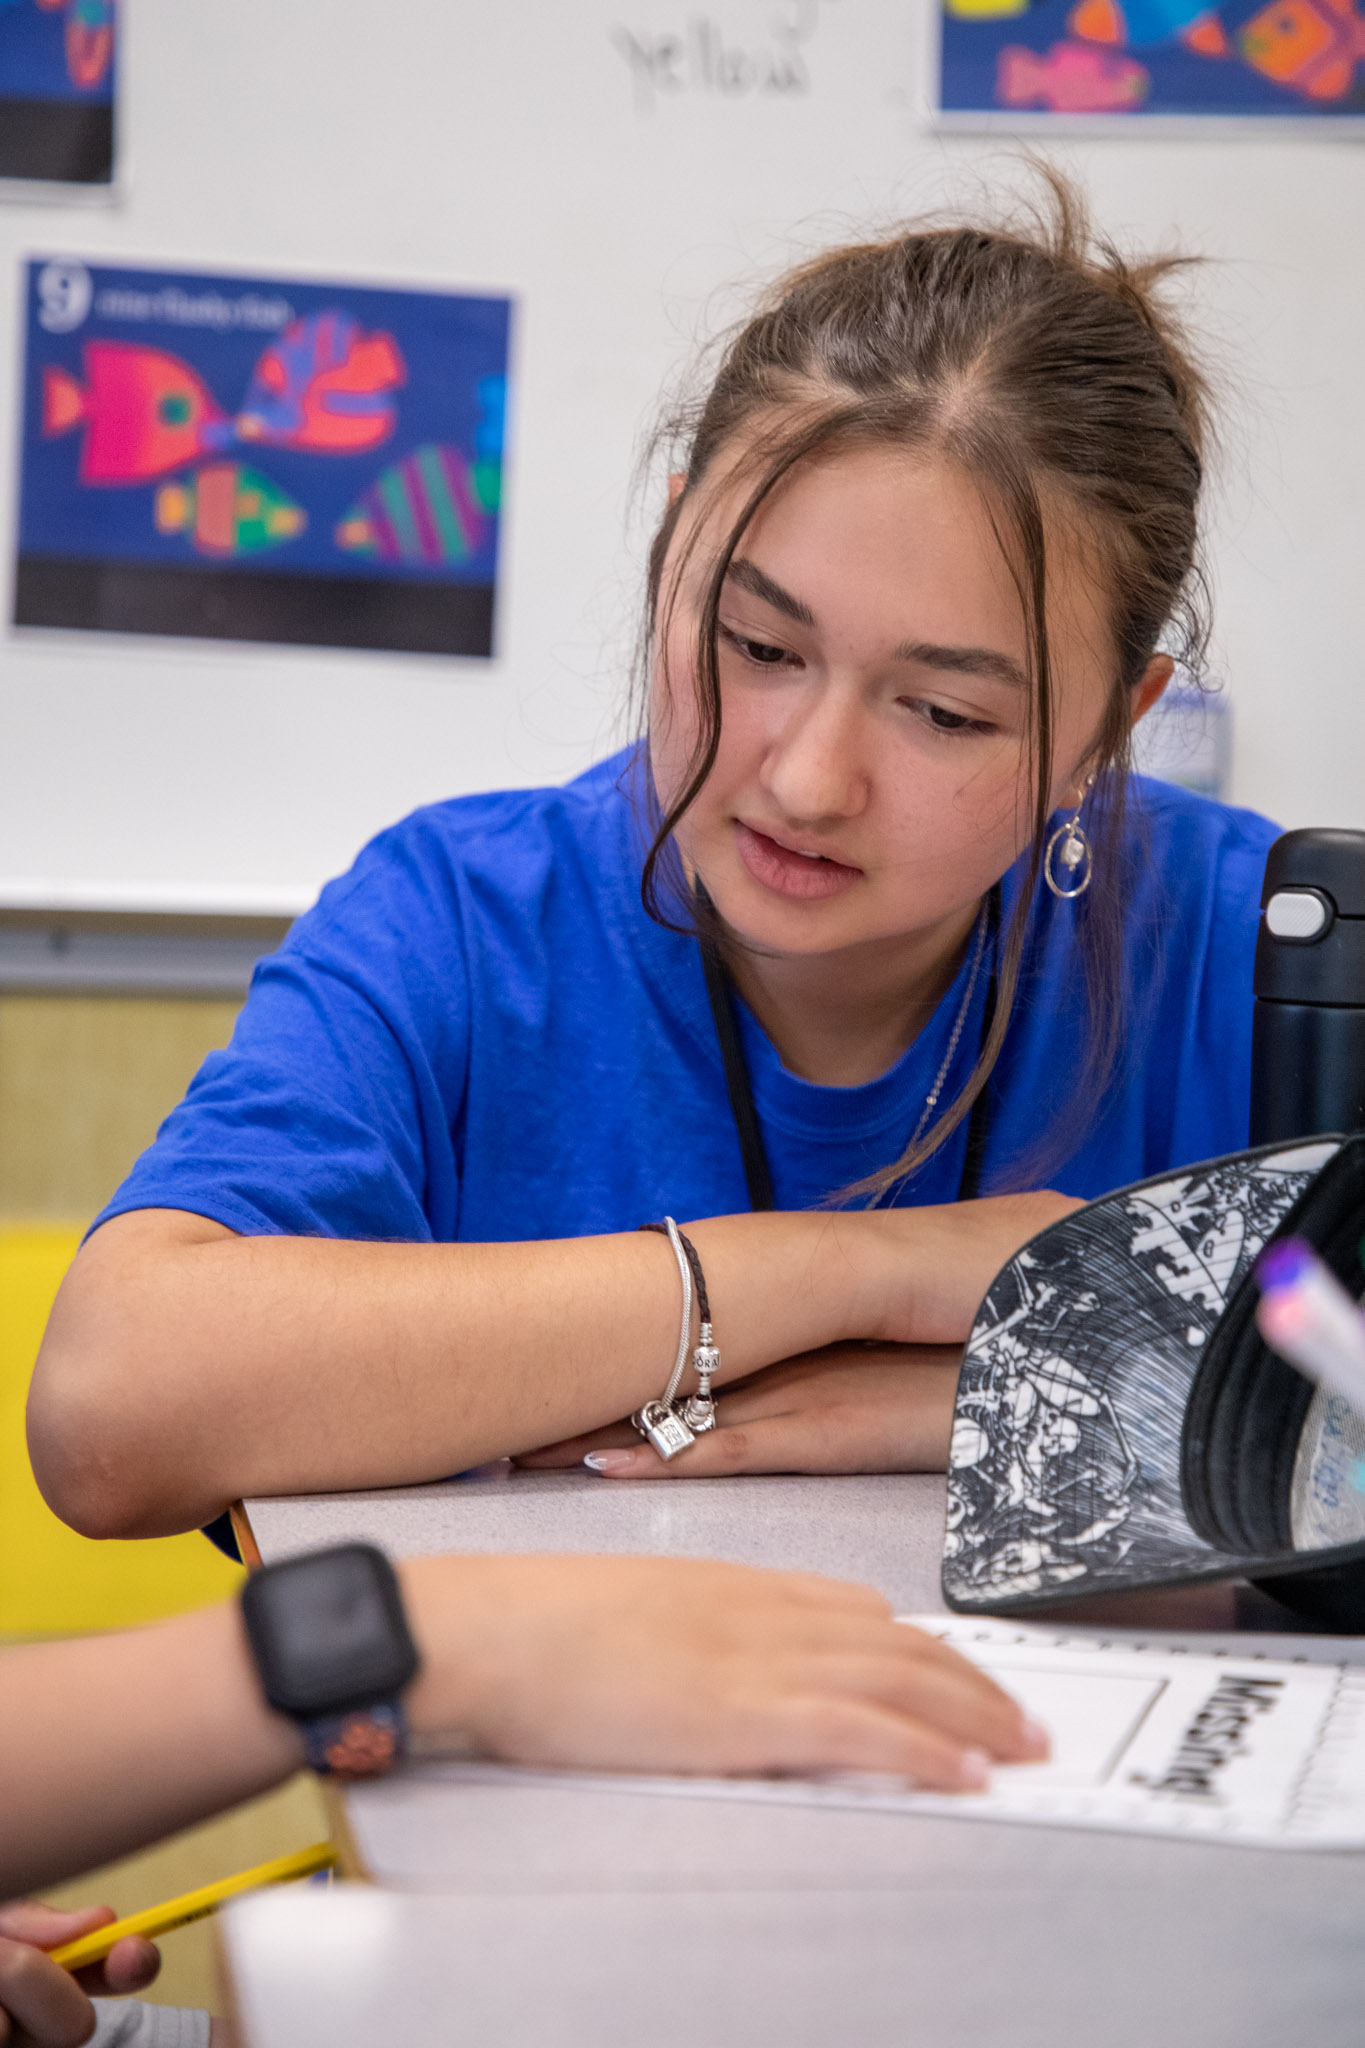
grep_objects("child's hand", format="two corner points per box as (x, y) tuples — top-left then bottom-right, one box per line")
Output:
(399, 1552), (1048, 1789)
(0, 1902), (159, 2048)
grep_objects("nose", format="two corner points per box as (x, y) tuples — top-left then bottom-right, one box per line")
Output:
(759, 679), (871, 826)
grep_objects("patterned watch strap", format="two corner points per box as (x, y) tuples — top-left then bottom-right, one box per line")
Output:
(301, 1701), (407, 1778)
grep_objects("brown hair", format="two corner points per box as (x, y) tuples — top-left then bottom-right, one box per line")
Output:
(639, 169), (1212, 1198)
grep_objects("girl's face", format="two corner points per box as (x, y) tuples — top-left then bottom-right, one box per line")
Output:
(649, 441), (1152, 967)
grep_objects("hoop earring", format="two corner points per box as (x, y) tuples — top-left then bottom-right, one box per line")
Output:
(1045, 776), (1095, 901)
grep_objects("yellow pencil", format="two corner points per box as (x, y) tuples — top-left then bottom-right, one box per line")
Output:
(52, 1841), (337, 1972)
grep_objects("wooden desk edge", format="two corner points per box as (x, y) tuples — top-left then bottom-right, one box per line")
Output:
(322, 1781), (370, 1881)
(230, 1500), (263, 1569)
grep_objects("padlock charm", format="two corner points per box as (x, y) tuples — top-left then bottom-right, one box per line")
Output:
(632, 1400), (695, 1461)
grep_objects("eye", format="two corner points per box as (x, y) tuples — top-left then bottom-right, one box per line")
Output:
(906, 698), (988, 734)
(898, 696), (995, 737)
(719, 625), (794, 668)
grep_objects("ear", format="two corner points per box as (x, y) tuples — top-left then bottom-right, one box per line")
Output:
(1130, 652), (1174, 726)
(667, 471), (687, 509)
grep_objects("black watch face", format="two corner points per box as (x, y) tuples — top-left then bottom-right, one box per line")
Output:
(242, 1543), (418, 1719)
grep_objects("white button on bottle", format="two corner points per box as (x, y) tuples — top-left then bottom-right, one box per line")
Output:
(1265, 889), (1331, 940)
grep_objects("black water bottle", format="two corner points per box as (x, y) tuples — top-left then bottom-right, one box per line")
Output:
(1251, 829), (1365, 1145)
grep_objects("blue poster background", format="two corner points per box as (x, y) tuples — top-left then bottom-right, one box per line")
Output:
(939, 0), (1365, 117)
(18, 259), (511, 591)
(0, 0), (115, 104)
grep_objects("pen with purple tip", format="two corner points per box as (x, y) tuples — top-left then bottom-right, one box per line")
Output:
(1254, 1238), (1365, 1413)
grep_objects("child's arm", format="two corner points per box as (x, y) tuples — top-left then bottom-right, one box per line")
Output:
(0, 1601), (300, 1900)
(2, 1552), (1043, 1901)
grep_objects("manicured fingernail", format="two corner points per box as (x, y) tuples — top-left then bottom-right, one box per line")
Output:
(959, 1748), (991, 1791)
(583, 1451), (636, 1475)
(1020, 1716), (1051, 1759)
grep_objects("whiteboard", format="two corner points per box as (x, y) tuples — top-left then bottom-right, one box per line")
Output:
(0, 0), (1362, 913)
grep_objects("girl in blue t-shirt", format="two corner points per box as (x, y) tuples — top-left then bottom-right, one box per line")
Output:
(30, 176), (1278, 1530)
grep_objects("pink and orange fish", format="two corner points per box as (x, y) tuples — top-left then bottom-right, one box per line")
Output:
(42, 342), (227, 485)
(42, 310), (405, 486)
(997, 37), (1151, 105)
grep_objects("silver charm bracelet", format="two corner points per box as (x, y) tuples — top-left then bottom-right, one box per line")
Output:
(631, 1217), (720, 1461)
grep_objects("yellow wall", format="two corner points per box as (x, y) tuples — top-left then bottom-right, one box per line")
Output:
(0, 989), (328, 2014)
(0, 993), (248, 1634)
(0, 993), (243, 1222)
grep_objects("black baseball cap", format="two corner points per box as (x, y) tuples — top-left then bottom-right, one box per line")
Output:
(943, 1134), (1365, 1628)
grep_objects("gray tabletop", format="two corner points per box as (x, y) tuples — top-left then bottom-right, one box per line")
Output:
(240, 1469), (1365, 2044)
(246, 1466), (946, 1606)
(225, 1864), (1365, 2048)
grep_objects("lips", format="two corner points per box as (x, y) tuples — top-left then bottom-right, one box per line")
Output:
(734, 821), (863, 902)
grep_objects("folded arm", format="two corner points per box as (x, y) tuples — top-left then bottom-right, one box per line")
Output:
(28, 1194), (1074, 1539)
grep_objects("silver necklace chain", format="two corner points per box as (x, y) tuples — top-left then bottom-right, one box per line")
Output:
(900, 897), (992, 1163)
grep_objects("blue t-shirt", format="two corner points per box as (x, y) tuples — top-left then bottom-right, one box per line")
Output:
(94, 749), (1280, 1242)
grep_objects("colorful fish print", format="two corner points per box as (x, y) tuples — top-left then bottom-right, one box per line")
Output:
(1067, 0), (1365, 75)
(153, 463), (306, 558)
(42, 342), (228, 484)
(1237, 0), (1365, 94)
(997, 37), (1150, 103)
(41, 310), (404, 484)
(36, 0), (114, 90)
(235, 311), (405, 456)
(1067, 0), (1227, 48)
(334, 444), (494, 566)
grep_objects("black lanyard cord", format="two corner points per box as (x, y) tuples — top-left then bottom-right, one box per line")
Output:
(699, 929), (778, 1211)
(698, 884), (999, 1213)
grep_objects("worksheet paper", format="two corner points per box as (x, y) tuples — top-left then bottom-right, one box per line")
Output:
(419, 1618), (1365, 1851)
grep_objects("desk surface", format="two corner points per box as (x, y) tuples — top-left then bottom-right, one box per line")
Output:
(246, 1467), (945, 1606)
(225, 1860), (1365, 2048)
(240, 1470), (1365, 2045)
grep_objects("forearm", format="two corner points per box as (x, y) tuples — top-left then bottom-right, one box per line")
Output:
(29, 1207), (872, 1535)
(0, 1604), (301, 1898)
(29, 1191), (1072, 1537)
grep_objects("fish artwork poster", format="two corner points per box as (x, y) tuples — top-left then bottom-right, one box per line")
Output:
(936, 0), (1365, 121)
(14, 258), (511, 659)
(0, 0), (115, 184)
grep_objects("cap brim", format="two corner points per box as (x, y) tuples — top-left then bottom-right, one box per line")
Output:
(943, 1138), (1345, 1611)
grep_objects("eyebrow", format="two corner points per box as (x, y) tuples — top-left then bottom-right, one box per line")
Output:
(724, 557), (816, 627)
(893, 640), (1030, 693)
(724, 556), (1028, 692)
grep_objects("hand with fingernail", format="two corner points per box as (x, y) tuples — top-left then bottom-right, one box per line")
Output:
(515, 1342), (960, 1480)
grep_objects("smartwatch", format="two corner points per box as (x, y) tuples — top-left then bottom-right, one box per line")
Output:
(240, 1543), (420, 1779)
